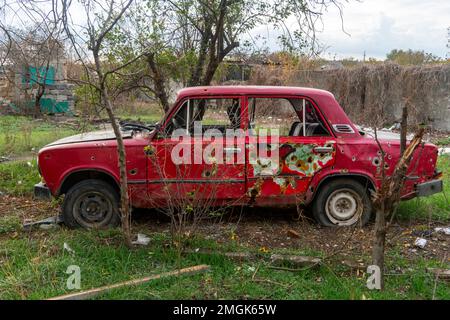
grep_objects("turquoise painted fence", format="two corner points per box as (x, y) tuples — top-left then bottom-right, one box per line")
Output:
(15, 66), (72, 114)
(22, 66), (55, 86)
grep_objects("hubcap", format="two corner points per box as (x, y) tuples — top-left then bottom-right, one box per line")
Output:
(73, 191), (113, 228)
(325, 188), (363, 226)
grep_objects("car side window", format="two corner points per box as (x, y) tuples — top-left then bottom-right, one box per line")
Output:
(165, 98), (241, 136)
(248, 97), (330, 137)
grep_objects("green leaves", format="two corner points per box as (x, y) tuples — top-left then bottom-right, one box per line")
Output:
(97, 0), (347, 110)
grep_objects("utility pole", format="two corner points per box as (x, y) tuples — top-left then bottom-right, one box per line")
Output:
(447, 27), (450, 59)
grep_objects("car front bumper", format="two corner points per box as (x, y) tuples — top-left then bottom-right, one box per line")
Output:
(34, 182), (52, 200)
(416, 179), (443, 197)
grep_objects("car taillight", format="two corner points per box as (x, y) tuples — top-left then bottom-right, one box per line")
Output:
(434, 170), (443, 179)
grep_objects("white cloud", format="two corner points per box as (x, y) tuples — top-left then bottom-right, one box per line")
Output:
(317, 0), (450, 59)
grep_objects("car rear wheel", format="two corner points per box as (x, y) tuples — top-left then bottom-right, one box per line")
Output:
(62, 179), (120, 229)
(312, 179), (372, 227)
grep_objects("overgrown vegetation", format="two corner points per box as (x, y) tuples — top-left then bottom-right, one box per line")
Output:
(249, 58), (450, 130)
(0, 116), (78, 157)
(0, 0), (448, 301)
(0, 159), (39, 196)
(0, 119), (448, 300)
(0, 227), (448, 299)
(397, 155), (450, 221)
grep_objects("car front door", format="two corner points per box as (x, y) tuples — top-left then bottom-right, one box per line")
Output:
(146, 96), (247, 207)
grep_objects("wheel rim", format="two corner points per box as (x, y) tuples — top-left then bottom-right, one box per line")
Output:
(325, 188), (363, 226)
(73, 191), (113, 228)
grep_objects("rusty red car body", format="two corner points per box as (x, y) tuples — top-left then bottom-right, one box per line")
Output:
(35, 86), (443, 228)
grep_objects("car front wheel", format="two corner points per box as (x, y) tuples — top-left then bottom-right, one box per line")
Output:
(312, 179), (372, 227)
(62, 179), (120, 229)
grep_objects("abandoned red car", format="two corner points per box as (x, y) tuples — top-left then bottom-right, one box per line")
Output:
(35, 86), (443, 228)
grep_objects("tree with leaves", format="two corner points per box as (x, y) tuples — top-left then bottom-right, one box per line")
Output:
(386, 49), (442, 65)
(103, 0), (347, 112)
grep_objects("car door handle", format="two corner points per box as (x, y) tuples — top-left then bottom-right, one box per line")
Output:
(313, 146), (334, 153)
(224, 147), (242, 153)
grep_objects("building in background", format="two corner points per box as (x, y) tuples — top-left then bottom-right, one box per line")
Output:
(0, 38), (74, 115)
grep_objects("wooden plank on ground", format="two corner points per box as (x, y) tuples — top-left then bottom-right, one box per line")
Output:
(48, 264), (210, 300)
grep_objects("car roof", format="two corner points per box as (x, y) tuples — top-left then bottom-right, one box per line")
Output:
(176, 85), (335, 100)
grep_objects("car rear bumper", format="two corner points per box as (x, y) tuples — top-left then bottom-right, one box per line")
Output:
(416, 179), (443, 197)
(34, 182), (52, 200)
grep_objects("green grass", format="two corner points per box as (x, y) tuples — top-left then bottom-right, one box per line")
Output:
(116, 102), (164, 125)
(0, 115), (448, 299)
(397, 155), (450, 221)
(0, 160), (40, 196)
(0, 228), (448, 300)
(0, 116), (80, 157)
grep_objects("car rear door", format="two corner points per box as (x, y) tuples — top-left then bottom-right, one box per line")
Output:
(245, 95), (337, 205)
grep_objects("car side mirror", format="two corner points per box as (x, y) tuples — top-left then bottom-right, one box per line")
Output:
(151, 124), (166, 140)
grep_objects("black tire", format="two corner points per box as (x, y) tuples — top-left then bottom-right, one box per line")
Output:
(62, 179), (120, 229)
(312, 178), (372, 227)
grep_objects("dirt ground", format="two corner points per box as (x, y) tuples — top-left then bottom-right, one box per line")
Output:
(139, 208), (450, 265)
(1, 194), (448, 266)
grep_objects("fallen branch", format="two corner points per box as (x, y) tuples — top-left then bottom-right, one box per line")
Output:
(184, 249), (322, 268)
(286, 229), (301, 239)
(340, 259), (367, 272)
(184, 249), (255, 262)
(252, 278), (292, 289)
(267, 266), (309, 272)
(47, 264), (210, 300)
(427, 268), (450, 281)
(270, 254), (321, 268)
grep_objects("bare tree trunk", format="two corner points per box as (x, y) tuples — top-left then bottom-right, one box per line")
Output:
(93, 53), (133, 248)
(400, 104), (408, 155)
(371, 127), (424, 290)
(372, 206), (386, 289)
(34, 85), (45, 117)
(103, 92), (132, 247)
(188, 28), (212, 87)
(147, 53), (170, 113)
(34, 60), (52, 118)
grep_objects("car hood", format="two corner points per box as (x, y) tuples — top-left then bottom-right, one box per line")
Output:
(46, 129), (133, 147)
(356, 125), (414, 141)
(362, 130), (407, 140)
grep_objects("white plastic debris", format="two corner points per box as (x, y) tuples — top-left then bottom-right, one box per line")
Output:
(434, 227), (450, 235)
(132, 233), (151, 246)
(414, 237), (427, 248)
(40, 223), (59, 230)
(438, 148), (450, 155)
(63, 242), (75, 254)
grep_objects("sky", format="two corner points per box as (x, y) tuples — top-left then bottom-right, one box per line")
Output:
(2, 0), (448, 61)
(316, 0), (450, 60)
(247, 0), (450, 60)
